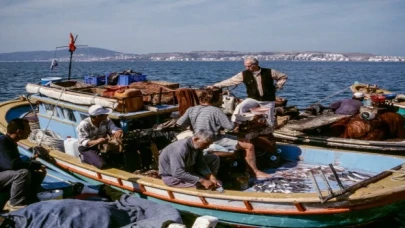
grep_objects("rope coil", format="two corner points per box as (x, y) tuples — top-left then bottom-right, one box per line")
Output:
(390, 164), (405, 181)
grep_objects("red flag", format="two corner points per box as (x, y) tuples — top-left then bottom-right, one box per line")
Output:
(69, 33), (76, 52)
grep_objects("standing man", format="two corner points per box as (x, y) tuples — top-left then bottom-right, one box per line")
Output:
(0, 118), (46, 211)
(77, 104), (123, 169)
(209, 57), (288, 127)
(159, 129), (221, 190)
(176, 90), (272, 180)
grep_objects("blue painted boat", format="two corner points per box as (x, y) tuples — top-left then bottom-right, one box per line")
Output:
(1, 95), (405, 228)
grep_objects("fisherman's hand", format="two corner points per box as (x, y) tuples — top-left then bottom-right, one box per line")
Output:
(97, 138), (108, 144)
(39, 166), (47, 173)
(199, 178), (215, 190)
(209, 175), (221, 187)
(112, 130), (123, 138)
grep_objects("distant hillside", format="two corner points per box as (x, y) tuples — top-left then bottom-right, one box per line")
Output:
(0, 48), (404, 62)
(0, 47), (123, 62)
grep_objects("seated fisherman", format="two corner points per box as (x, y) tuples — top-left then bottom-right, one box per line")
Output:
(77, 105), (123, 169)
(330, 92), (364, 116)
(176, 90), (272, 180)
(159, 129), (221, 190)
(0, 118), (46, 211)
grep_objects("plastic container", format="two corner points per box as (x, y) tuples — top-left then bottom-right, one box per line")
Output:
(64, 138), (80, 158)
(118, 74), (147, 86)
(84, 75), (107, 86)
(41, 77), (62, 85)
(37, 189), (63, 201)
(114, 88), (144, 112)
(370, 95), (386, 103)
(250, 107), (269, 115)
(384, 93), (397, 100)
(192, 215), (219, 228)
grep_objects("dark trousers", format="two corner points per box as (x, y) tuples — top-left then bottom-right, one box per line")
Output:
(78, 146), (106, 169)
(0, 169), (44, 206)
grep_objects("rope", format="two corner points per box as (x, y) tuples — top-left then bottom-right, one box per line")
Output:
(390, 164), (405, 181)
(314, 86), (351, 105)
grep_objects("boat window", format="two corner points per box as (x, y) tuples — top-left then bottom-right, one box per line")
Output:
(44, 104), (59, 117)
(63, 108), (76, 122)
(79, 113), (88, 121)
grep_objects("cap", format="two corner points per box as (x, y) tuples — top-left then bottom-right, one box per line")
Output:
(353, 92), (364, 98)
(88, 104), (112, 116)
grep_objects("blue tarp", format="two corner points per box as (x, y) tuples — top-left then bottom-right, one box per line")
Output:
(4, 194), (182, 228)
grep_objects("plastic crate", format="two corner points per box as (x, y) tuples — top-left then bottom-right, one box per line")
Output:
(84, 75), (107, 86)
(118, 74), (147, 86)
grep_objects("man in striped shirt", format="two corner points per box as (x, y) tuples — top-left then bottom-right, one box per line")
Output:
(177, 90), (272, 180)
(208, 57), (288, 128)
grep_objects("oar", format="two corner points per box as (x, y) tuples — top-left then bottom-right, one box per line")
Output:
(321, 163), (403, 203)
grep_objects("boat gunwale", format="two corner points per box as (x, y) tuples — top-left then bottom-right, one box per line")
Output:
(30, 94), (178, 120)
(274, 131), (405, 150)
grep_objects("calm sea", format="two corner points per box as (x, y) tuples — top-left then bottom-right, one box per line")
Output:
(1, 61), (405, 108)
(1, 61), (405, 227)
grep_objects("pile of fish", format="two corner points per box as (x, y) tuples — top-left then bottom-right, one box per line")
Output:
(251, 164), (373, 194)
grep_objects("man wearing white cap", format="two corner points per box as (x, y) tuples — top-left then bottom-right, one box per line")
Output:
(330, 92), (364, 116)
(76, 105), (123, 169)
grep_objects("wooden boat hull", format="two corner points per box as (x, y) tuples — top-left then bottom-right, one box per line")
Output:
(274, 129), (405, 154)
(2, 99), (405, 227)
(23, 142), (405, 227)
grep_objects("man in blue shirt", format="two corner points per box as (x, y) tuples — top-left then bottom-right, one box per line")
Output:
(0, 118), (46, 211)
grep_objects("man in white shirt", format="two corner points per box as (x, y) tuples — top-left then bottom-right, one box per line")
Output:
(76, 105), (123, 169)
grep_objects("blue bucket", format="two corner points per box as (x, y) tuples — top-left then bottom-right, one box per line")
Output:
(41, 77), (62, 85)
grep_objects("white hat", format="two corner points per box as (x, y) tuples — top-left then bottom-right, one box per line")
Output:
(353, 92), (364, 98)
(88, 104), (112, 116)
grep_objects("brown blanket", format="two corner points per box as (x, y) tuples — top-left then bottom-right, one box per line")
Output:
(175, 88), (199, 116)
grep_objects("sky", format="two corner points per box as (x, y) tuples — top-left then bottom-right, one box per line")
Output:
(0, 0), (404, 56)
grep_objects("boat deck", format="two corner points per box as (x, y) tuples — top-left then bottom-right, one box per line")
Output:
(247, 160), (376, 194)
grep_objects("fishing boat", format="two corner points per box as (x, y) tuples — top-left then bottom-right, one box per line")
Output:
(1, 95), (405, 227)
(272, 82), (405, 154)
(350, 82), (405, 117)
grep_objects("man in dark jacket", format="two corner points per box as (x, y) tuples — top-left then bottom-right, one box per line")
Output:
(208, 57), (288, 128)
(0, 118), (46, 211)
